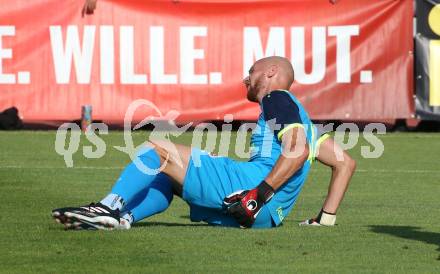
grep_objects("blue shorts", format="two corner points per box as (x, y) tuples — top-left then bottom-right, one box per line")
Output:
(182, 149), (275, 228)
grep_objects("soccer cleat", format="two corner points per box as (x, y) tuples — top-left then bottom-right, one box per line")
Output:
(67, 216), (131, 230)
(61, 202), (128, 230)
(113, 218), (131, 230)
(67, 221), (97, 230)
(52, 206), (80, 226)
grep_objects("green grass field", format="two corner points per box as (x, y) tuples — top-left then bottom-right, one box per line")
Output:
(0, 131), (439, 273)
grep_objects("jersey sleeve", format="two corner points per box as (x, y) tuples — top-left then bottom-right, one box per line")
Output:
(314, 123), (331, 149)
(262, 90), (303, 141)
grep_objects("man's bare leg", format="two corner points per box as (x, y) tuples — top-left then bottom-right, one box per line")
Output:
(147, 140), (193, 196)
(299, 136), (356, 226)
(316, 137), (356, 214)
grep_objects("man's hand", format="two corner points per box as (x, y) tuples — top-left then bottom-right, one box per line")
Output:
(299, 209), (336, 226)
(223, 181), (274, 228)
(82, 0), (98, 17)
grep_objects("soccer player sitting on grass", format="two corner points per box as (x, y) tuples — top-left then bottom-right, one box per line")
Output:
(52, 56), (356, 229)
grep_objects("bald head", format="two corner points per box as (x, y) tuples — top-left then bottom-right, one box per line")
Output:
(243, 56), (295, 102)
(255, 56), (294, 89)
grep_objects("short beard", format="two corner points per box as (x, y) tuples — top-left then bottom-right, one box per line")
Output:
(247, 88), (258, 102)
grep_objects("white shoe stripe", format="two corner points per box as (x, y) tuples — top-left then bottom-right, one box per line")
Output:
(81, 207), (95, 212)
(91, 207), (102, 213)
(96, 207), (109, 214)
(78, 206), (110, 214)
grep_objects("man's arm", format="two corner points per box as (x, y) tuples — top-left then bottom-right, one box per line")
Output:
(223, 127), (309, 228)
(264, 127), (309, 190)
(223, 91), (310, 228)
(300, 136), (356, 226)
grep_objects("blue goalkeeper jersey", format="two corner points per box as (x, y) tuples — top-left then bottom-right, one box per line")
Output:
(249, 89), (317, 225)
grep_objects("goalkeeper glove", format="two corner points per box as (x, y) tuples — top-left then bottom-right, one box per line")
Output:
(299, 209), (336, 226)
(223, 181), (274, 228)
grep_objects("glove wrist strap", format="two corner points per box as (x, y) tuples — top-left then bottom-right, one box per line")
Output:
(316, 209), (336, 226)
(257, 181), (274, 203)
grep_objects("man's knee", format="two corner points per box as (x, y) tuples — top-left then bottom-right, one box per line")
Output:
(347, 157), (356, 172)
(145, 139), (190, 185)
(147, 140), (172, 165)
(339, 154), (356, 173)
(146, 139), (190, 169)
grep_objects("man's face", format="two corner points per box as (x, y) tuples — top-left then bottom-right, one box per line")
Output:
(243, 62), (266, 102)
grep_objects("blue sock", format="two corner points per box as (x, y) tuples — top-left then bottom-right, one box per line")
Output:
(100, 193), (125, 210)
(101, 147), (161, 210)
(122, 173), (174, 223)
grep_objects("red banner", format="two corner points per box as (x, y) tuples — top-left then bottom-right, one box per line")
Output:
(0, 0), (414, 123)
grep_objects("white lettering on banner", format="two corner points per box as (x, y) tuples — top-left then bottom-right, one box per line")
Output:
(50, 25), (95, 84)
(0, 26), (16, 84)
(150, 26), (177, 84)
(180, 26), (208, 84)
(243, 27), (285, 77)
(100, 26), (115, 84)
(49, 25), (222, 85)
(47, 25), (364, 86)
(328, 25), (359, 83)
(243, 25), (365, 84)
(291, 27), (326, 84)
(120, 26), (147, 84)
(0, 26), (29, 85)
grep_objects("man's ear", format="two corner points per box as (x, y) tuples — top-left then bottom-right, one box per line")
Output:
(266, 65), (278, 78)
